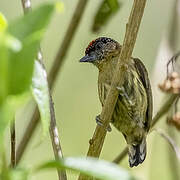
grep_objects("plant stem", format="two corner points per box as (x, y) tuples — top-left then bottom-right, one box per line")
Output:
(112, 147), (128, 164)
(10, 121), (16, 168)
(48, 94), (67, 179)
(38, 52), (67, 180)
(78, 0), (147, 179)
(48, 0), (89, 89)
(151, 95), (178, 127)
(16, 0), (89, 164)
(16, 107), (39, 164)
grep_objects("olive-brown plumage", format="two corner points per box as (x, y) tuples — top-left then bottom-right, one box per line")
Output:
(80, 37), (152, 167)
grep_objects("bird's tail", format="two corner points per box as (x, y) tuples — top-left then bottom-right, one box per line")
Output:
(128, 138), (146, 167)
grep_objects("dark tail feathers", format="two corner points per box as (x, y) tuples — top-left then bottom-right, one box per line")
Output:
(128, 138), (146, 167)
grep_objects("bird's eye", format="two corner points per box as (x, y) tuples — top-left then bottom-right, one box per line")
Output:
(96, 43), (102, 50)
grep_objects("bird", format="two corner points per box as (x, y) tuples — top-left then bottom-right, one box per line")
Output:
(79, 37), (152, 167)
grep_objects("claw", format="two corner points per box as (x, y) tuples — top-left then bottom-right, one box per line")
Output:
(96, 115), (112, 132)
(96, 115), (103, 126)
(107, 125), (112, 132)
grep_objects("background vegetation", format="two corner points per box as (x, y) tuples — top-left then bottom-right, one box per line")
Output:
(0, 0), (179, 180)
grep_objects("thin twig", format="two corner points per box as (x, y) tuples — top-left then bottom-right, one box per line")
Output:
(21, 0), (32, 12)
(113, 94), (178, 164)
(155, 128), (180, 161)
(19, 1), (67, 179)
(10, 121), (16, 168)
(48, 93), (67, 179)
(151, 95), (178, 127)
(38, 52), (67, 180)
(16, 0), (89, 164)
(48, 0), (89, 89)
(112, 147), (128, 164)
(78, 0), (147, 179)
(16, 107), (39, 164)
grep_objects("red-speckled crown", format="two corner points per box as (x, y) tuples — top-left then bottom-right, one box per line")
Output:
(85, 40), (96, 55)
(85, 37), (116, 55)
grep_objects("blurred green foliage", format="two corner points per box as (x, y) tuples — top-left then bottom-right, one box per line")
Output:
(92, 0), (121, 32)
(36, 157), (136, 180)
(31, 60), (50, 138)
(0, 3), (55, 179)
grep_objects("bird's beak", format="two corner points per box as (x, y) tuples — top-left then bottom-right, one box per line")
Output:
(79, 54), (96, 63)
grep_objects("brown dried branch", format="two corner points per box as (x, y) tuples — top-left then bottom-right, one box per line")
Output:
(112, 147), (128, 164)
(78, 0), (147, 179)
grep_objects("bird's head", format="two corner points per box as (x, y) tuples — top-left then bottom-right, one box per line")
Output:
(80, 37), (121, 68)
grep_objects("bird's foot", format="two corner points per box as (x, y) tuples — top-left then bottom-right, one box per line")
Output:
(96, 115), (112, 132)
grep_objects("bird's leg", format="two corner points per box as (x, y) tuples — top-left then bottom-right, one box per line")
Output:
(116, 86), (134, 106)
(96, 115), (112, 132)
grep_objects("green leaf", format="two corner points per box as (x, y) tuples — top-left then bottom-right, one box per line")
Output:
(0, 32), (10, 104)
(0, 31), (22, 104)
(55, 2), (65, 13)
(92, 0), (121, 32)
(5, 3), (55, 96)
(31, 60), (50, 136)
(8, 3), (55, 41)
(0, 166), (28, 180)
(36, 157), (135, 180)
(0, 13), (7, 31)
(0, 4), (55, 147)
(10, 168), (28, 180)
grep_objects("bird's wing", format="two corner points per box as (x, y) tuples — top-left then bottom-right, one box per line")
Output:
(133, 58), (153, 131)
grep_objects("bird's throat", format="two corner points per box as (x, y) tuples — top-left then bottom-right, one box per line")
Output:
(98, 56), (119, 84)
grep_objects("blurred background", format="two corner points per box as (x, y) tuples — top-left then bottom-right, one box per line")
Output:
(1, 0), (180, 179)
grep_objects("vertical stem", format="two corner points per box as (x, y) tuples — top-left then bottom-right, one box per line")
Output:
(38, 52), (67, 180)
(16, 107), (39, 164)
(48, 94), (66, 179)
(10, 121), (16, 168)
(48, 0), (89, 89)
(79, 0), (147, 179)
